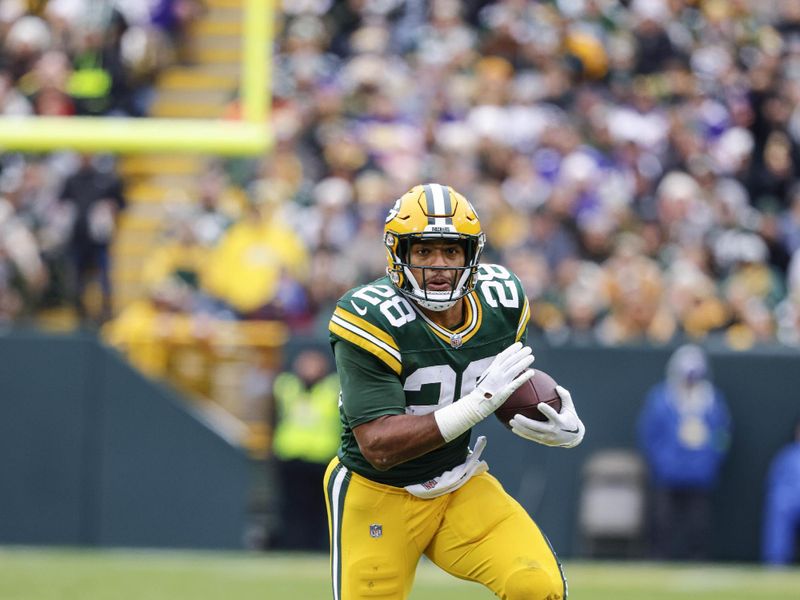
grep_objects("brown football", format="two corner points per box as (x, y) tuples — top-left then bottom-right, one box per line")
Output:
(494, 369), (561, 429)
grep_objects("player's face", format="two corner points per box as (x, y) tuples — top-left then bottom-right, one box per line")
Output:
(408, 240), (466, 292)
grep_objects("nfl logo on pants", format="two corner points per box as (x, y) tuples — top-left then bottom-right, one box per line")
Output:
(369, 524), (382, 538)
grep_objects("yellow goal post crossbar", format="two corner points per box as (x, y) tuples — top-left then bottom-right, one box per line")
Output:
(0, 0), (274, 156)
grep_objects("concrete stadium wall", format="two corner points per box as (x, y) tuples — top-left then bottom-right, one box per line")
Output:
(475, 340), (800, 562)
(2, 331), (797, 559)
(0, 331), (250, 549)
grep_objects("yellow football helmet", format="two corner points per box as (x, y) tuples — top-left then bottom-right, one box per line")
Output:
(384, 183), (485, 311)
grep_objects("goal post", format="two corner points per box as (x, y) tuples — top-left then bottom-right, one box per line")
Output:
(0, 0), (274, 156)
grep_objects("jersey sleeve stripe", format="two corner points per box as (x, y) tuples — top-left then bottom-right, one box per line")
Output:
(333, 306), (400, 352)
(330, 313), (401, 362)
(516, 296), (530, 342)
(330, 317), (402, 375)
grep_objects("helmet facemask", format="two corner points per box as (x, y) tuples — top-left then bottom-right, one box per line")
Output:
(387, 233), (484, 311)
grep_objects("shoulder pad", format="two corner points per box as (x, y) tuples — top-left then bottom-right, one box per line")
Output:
(329, 281), (403, 375)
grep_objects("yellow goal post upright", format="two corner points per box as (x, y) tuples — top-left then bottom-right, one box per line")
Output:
(0, 0), (274, 156)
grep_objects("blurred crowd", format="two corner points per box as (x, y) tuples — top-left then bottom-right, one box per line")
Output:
(0, 0), (203, 117)
(5, 0), (800, 351)
(0, 0), (201, 322)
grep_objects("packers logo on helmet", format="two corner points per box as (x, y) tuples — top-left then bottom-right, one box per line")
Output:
(384, 183), (485, 311)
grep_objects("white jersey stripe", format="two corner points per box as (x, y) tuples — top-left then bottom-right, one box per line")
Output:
(331, 465), (348, 600)
(331, 314), (402, 363)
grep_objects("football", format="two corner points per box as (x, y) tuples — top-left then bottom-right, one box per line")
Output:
(494, 369), (561, 429)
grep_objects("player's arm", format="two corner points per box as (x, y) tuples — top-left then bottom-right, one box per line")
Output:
(335, 341), (442, 470)
(336, 339), (535, 471)
(354, 416), (444, 471)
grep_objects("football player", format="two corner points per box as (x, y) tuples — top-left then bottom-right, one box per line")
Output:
(325, 183), (585, 600)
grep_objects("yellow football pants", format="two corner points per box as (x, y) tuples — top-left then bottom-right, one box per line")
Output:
(324, 457), (566, 600)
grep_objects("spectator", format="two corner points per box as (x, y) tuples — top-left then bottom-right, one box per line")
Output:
(149, 0), (206, 63)
(7, 0), (800, 354)
(0, 68), (32, 115)
(637, 344), (732, 560)
(664, 256), (728, 340)
(631, 0), (679, 75)
(141, 212), (210, 292)
(762, 418), (800, 566)
(102, 276), (195, 377)
(2, 14), (51, 82)
(597, 252), (675, 346)
(0, 194), (48, 320)
(201, 190), (310, 323)
(59, 154), (125, 324)
(66, 13), (134, 117)
(190, 168), (235, 247)
(28, 49), (74, 116)
(268, 347), (340, 551)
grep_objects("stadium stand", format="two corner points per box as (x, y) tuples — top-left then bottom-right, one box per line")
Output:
(4, 0), (800, 453)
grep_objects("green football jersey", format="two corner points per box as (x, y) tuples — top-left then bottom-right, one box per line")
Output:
(328, 263), (531, 487)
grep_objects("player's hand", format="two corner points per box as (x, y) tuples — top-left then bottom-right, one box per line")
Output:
(473, 342), (535, 417)
(435, 342), (535, 442)
(509, 385), (585, 448)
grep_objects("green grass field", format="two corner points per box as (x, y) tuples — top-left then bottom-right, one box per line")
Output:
(1, 547), (799, 599)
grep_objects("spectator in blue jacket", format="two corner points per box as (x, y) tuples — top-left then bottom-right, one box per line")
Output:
(762, 419), (800, 566)
(637, 344), (732, 560)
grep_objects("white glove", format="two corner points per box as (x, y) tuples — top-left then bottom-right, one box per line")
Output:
(509, 385), (585, 448)
(405, 436), (488, 499)
(435, 342), (535, 442)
